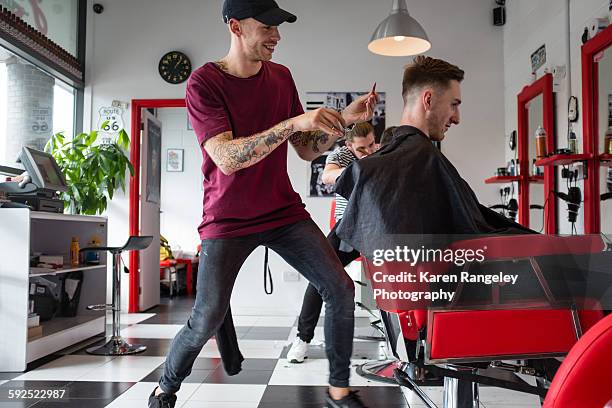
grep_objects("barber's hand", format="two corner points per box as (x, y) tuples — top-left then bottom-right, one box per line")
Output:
(342, 86), (379, 125)
(290, 108), (346, 137)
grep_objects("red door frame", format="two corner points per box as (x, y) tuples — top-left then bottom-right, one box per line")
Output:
(581, 24), (612, 234)
(128, 98), (186, 312)
(517, 73), (556, 233)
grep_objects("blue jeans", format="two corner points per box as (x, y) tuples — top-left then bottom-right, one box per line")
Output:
(159, 219), (355, 393)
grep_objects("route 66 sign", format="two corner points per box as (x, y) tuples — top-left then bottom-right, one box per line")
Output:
(31, 107), (51, 133)
(97, 106), (124, 135)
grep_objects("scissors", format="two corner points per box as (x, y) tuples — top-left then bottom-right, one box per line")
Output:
(337, 82), (378, 138)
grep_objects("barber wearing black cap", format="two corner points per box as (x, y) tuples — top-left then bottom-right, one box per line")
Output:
(148, 1), (377, 407)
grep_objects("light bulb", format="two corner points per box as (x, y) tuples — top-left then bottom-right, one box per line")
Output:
(393, 36), (406, 42)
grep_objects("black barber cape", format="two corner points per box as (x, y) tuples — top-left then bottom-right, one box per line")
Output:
(334, 125), (534, 257)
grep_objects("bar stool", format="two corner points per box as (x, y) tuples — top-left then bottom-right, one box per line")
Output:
(80, 235), (153, 355)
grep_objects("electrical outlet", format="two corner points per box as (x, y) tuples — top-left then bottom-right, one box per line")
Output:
(283, 270), (300, 282)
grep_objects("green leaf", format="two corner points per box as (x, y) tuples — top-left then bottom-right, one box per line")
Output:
(126, 160), (134, 176)
(85, 130), (98, 146)
(118, 129), (130, 150)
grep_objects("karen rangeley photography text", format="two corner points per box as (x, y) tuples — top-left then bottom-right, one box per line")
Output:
(369, 245), (519, 302)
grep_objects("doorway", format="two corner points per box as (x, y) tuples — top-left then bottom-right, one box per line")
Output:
(128, 99), (186, 312)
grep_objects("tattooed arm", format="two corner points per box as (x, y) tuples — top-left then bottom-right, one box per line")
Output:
(289, 131), (338, 161)
(204, 107), (349, 174)
(204, 120), (294, 176)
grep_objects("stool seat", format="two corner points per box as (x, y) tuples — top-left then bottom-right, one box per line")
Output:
(81, 236), (153, 254)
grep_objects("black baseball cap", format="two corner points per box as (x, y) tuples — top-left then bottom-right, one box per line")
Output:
(222, 0), (297, 26)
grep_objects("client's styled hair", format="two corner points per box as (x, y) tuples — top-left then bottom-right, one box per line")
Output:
(402, 56), (464, 102)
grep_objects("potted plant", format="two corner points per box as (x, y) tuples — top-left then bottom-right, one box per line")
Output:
(45, 125), (134, 215)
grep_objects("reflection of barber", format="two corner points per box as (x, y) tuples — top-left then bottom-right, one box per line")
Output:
(287, 122), (375, 364)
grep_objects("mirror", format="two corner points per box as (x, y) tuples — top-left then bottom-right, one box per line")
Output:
(598, 45), (612, 235)
(527, 95), (545, 232)
(517, 73), (555, 233)
(582, 25), (612, 234)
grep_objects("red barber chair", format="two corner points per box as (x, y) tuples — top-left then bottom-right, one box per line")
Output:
(360, 234), (607, 408)
(542, 312), (612, 408)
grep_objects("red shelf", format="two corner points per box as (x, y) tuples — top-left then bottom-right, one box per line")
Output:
(535, 153), (593, 167)
(529, 175), (544, 184)
(600, 154), (612, 166)
(484, 176), (521, 184)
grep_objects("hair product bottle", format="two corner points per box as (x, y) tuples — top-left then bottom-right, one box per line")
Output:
(70, 237), (80, 267)
(535, 125), (547, 159)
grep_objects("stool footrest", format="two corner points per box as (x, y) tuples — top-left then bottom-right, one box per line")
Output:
(87, 304), (112, 311)
(85, 336), (147, 356)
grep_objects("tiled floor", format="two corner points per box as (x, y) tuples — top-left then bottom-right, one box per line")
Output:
(0, 296), (543, 407)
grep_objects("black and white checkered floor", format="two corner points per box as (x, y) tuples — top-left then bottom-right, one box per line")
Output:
(0, 297), (541, 407)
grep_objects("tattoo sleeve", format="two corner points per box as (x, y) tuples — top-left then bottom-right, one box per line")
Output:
(205, 120), (294, 174)
(289, 131), (334, 158)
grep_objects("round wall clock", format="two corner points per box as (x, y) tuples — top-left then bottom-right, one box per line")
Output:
(158, 51), (192, 84)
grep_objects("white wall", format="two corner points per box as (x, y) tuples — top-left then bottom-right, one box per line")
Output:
(502, 0), (611, 234)
(85, 0), (506, 314)
(158, 108), (201, 254)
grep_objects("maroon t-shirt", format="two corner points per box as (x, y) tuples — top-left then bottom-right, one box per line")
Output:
(187, 61), (310, 239)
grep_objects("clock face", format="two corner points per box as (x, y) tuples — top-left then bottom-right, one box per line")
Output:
(159, 51), (192, 84)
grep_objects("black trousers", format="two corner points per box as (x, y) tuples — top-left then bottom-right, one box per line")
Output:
(296, 223), (361, 343)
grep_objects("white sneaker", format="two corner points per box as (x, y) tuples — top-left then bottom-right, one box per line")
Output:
(287, 337), (309, 363)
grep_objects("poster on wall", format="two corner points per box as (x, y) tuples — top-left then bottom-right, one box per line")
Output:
(305, 90), (386, 197)
(309, 154), (335, 197)
(146, 118), (162, 204)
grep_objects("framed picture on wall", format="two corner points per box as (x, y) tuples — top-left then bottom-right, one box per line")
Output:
(309, 154), (335, 197)
(167, 148), (184, 172)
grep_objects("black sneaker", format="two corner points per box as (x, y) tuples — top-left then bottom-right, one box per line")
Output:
(325, 390), (368, 408)
(148, 388), (177, 408)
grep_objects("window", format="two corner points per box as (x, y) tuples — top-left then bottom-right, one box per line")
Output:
(0, 48), (74, 165)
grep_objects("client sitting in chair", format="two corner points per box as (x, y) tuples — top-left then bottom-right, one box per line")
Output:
(335, 55), (532, 258)
(334, 56), (612, 407)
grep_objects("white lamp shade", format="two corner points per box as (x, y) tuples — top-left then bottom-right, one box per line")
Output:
(368, 1), (431, 57)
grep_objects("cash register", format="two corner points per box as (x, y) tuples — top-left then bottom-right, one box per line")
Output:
(0, 146), (67, 212)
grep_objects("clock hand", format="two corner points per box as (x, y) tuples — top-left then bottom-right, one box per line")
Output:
(172, 56), (183, 72)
